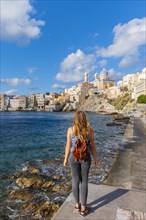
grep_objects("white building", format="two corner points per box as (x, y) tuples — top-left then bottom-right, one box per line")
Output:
(35, 93), (45, 109)
(117, 80), (123, 88)
(131, 68), (146, 100)
(122, 73), (138, 91)
(28, 94), (36, 107)
(10, 97), (19, 109)
(138, 67), (146, 81)
(132, 79), (146, 100)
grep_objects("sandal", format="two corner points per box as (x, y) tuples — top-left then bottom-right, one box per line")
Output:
(80, 207), (89, 217)
(75, 204), (81, 213)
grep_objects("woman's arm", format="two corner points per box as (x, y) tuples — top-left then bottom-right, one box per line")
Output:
(63, 127), (72, 166)
(90, 128), (99, 166)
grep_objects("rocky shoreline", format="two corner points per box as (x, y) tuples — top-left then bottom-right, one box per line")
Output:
(0, 114), (130, 220)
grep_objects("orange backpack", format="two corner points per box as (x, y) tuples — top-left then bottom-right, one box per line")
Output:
(72, 139), (88, 161)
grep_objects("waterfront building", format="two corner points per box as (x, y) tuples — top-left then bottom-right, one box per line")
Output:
(44, 94), (50, 105)
(9, 97), (19, 109)
(54, 92), (67, 103)
(0, 94), (7, 110)
(45, 102), (64, 111)
(35, 93), (44, 102)
(48, 92), (59, 100)
(28, 94), (36, 108)
(19, 96), (27, 109)
(35, 93), (45, 110)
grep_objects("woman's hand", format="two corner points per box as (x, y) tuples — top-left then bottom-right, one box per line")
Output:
(63, 159), (67, 166)
(94, 159), (99, 166)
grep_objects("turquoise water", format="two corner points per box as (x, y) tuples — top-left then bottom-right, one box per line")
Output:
(0, 112), (125, 175)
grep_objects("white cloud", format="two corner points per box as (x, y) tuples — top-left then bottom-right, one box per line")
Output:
(119, 54), (139, 68)
(51, 83), (66, 89)
(108, 68), (125, 81)
(96, 17), (146, 67)
(1, 78), (31, 86)
(98, 68), (124, 81)
(27, 67), (38, 74)
(98, 59), (107, 67)
(5, 89), (18, 95)
(56, 49), (97, 83)
(0, 0), (45, 44)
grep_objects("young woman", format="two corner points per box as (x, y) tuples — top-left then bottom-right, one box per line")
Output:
(63, 111), (98, 217)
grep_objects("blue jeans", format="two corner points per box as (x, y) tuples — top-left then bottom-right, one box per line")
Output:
(69, 153), (91, 206)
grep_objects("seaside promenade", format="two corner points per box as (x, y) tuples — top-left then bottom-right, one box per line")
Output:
(52, 117), (146, 220)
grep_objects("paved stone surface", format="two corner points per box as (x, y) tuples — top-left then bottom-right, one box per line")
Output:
(115, 207), (146, 220)
(52, 184), (146, 220)
(52, 118), (146, 220)
(106, 118), (146, 190)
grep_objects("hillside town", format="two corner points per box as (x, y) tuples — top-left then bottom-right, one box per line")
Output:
(0, 67), (146, 112)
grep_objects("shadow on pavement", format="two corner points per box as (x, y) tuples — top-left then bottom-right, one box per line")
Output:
(88, 188), (129, 212)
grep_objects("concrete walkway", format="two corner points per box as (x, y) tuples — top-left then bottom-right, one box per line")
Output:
(106, 118), (146, 190)
(52, 184), (146, 220)
(52, 118), (146, 220)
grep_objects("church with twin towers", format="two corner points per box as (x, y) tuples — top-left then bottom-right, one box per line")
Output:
(65, 69), (115, 105)
(79, 69), (115, 91)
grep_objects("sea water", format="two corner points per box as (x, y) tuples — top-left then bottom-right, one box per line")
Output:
(0, 111), (125, 175)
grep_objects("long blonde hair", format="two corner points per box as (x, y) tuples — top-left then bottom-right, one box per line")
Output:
(73, 111), (91, 141)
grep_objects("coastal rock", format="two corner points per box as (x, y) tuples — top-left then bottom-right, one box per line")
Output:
(7, 189), (33, 201)
(114, 115), (130, 123)
(51, 175), (62, 180)
(16, 175), (55, 189)
(62, 103), (75, 112)
(77, 94), (117, 113)
(22, 201), (59, 220)
(52, 183), (71, 193)
(106, 121), (122, 126)
(52, 184), (62, 192)
(26, 164), (40, 174)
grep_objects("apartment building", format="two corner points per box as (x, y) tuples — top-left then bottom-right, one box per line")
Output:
(0, 94), (5, 110)
(10, 97), (19, 109)
(132, 79), (146, 100)
(28, 94), (36, 108)
(19, 96), (27, 109)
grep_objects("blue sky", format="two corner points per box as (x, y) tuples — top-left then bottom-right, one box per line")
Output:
(0, 0), (146, 96)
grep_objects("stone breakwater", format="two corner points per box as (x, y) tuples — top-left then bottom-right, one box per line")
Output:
(0, 114), (129, 220)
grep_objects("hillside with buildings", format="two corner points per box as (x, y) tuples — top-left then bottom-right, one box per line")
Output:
(0, 67), (146, 113)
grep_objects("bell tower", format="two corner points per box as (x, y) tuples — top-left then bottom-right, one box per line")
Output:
(84, 72), (89, 82)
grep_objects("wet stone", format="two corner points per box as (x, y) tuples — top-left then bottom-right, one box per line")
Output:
(7, 189), (33, 202)
(22, 200), (59, 220)
(16, 174), (55, 189)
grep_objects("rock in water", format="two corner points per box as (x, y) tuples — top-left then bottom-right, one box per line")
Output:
(7, 189), (33, 201)
(16, 175), (55, 189)
(22, 201), (59, 220)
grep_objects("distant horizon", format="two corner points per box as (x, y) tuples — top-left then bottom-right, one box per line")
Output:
(1, 0), (145, 96)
